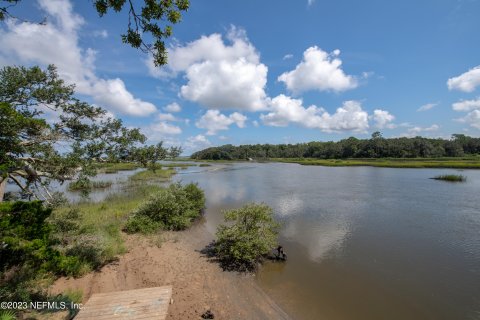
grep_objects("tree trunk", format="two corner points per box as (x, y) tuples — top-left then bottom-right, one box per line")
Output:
(0, 177), (6, 202)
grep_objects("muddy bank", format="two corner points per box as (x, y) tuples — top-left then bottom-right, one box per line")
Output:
(50, 223), (290, 319)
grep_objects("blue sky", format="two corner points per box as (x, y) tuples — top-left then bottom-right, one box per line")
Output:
(2, 0), (480, 154)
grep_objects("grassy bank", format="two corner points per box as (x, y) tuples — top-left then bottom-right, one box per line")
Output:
(270, 157), (480, 169)
(68, 180), (112, 191)
(53, 184), (164, 273)
(95, 162), (141, 174)
(129, 168), (176, 181)
(160, 162), (197, 168)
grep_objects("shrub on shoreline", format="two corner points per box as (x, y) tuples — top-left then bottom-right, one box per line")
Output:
(214, 203), (280, 271)
(125, 182), (205, 233)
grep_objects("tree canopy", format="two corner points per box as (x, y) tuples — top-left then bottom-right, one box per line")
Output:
(191, 133), (480, 160)
(0, 65), (178, 202)
(0, 0), (189, 67)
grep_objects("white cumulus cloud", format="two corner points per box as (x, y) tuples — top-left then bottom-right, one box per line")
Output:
(150, 122), (182, 135)
(0, 0), (156, 116)
(417, 103), (438, 112)
(278, 46), (358, 94)
(456, 110), (480, 129)
(196, 110), (247, 135)
(147, 26), (269, 111)
(452, 98), (480, 111)
(447, 66), (480, 92)
(164, 102), (182, 113)
(156, 113), (177, 121)
(371, 109), (395, 129)
(260, 95), (369, 133)
(93, 29), (108, 38)
(452, 97), (480, 129)
(183, 135), (212, 154)
(401, 124), (440, 137)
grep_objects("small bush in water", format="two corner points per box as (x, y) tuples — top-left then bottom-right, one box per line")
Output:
(214, 203), (279, 271)
(431, 174), (466, 182)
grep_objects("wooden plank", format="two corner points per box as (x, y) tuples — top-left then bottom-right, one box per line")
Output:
(75, 286), (172, 320)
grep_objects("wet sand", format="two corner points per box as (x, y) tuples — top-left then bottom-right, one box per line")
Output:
(50, 223), (290, 319)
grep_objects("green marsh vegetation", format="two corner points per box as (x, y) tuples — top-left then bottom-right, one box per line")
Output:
(213, 203), (280, 271)
(96, 162), (141, 174)
(125, 182), (205, 233)
(67, 179), (113, 191)
(0, 201), (98, 317)
(129, 167), (176, 181)
(191, 132), (480, 169)
(160, 162), (197, 168)
(431, 174), (467, 182)
(0, 176), (206, 314)
(272, 158), (480, 169)
(0, 6), (192, 313)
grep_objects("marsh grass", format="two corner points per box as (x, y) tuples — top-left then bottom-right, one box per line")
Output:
(431, 174), (467, 182)
(2, 169), (175, 317)
(67, 180), (112, 191)
(272, 158), (480, 169)
(53, 184), (163, 273)
(129, 168), (176, 181)
(96, 162), (140, 174)
(198, 164), (211, 167)
(160, 163), (196, 168)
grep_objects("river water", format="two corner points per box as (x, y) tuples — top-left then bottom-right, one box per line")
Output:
(8, 162), (479, 319)
(173, 162), (480, 320)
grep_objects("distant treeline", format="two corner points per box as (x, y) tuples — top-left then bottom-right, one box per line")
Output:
(190, 133), (480, 160)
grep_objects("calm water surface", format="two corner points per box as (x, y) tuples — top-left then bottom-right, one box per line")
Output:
(5, 168), (144, 202)
(174, 162), (480, 320)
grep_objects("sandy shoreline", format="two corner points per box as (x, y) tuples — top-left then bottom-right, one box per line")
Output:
(50, 222), (290, 319)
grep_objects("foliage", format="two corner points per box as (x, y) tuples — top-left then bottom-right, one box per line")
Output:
(0, 310), (16, 320)
(0, 65), (147, 203)
(161, 162), (196, 168)
(0, 201), (58, 273)
(125, 182), (205, 233)
(96, 162), (141, 173)
(52, 183), (164, 266)
(214, 203), (280, 271)
(123, 215), (164, 234)
(273, 158), (480, 169)
(0, 265), (51, 303)
(0, 184), (163, 308)
(0, 265), (81, 317)
(191, 133), (480, 161)
(129, 143), (182, 171)
(0, 197), (131, 280)
(431, 174), (466, 182)
(93, 0), (189, 66)
(68, 179), (112, 191)
(51, 212), (119, 275)
(0, 0), (189, 67)
(129, 167), (176, 181)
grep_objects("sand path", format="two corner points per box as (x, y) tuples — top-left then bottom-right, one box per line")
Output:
(50, 223), (290, 319)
